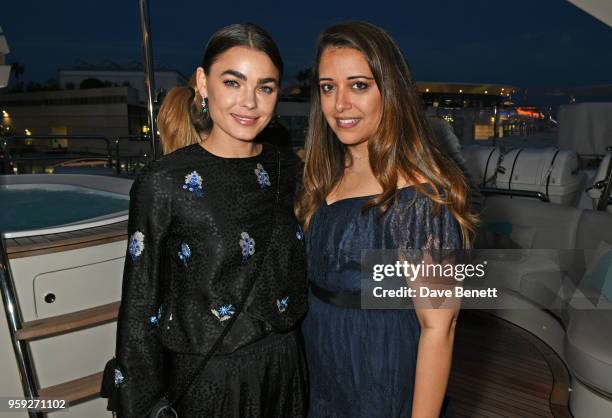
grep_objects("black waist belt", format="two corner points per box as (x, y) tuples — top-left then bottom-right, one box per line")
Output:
(310, 282), (361, 309)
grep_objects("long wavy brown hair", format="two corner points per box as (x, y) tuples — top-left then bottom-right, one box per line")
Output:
(296, 21), (478, 248)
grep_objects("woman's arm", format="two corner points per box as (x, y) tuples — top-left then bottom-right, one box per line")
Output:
(412, 307), (459, 418)
(115, 166), (172, 417)
(411, 198), (463, 417)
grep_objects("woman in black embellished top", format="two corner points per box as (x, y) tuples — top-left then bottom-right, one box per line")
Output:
(110, 24), (308, 417)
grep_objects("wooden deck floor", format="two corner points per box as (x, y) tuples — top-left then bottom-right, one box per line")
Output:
(448, 311), (572, 418)
(4, 220), (127, 259)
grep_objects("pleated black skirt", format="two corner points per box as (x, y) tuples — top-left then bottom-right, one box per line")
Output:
(167, 330), (308, 417)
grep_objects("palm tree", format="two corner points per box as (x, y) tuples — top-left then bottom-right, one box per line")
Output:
(295, 68), (313, 98)
(295, 68), (312, 91)
(11, 62), (24, 81)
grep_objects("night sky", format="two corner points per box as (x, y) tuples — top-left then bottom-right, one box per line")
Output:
(2, 0), (612, 89)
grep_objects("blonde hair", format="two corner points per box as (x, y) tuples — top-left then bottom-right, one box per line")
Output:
(157, 74), (201, 154)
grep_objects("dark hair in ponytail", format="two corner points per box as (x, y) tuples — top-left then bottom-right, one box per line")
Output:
(158, 23), (283, 154)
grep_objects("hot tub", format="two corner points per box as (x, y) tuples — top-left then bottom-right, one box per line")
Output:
(1, 174), (132, 418)
(1, 174), (131, 238)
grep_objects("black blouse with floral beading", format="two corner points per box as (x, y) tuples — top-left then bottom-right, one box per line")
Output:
(113, 142), (308, 416)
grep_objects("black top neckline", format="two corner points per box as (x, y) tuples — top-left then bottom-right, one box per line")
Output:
(195, 142), (268, 162)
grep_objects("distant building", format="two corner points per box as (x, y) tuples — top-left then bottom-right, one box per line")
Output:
(0, 26), (11, 89)
(0, 86), (147, 137)
(417, 82), (519, 109)
(416, 82), (546, 142)
(58, 60), (188, 102)
(0, 87), (152, 170)
(0, 61), (187, 172)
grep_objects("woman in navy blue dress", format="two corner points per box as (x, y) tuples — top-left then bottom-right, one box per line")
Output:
(297, 22), (478, 417)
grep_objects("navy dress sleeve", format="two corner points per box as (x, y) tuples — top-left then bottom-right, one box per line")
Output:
(385, 193), (463, 252)
(420, 199), (463, 251)
(115, 166), (172, 417)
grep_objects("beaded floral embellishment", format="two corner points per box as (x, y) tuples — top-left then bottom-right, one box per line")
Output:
(114, 368), (125, 387)
(148, 306), (163, 327)
(254, 163), (271, 189)
(239, 232), (255, 262)
(178, 242), (191, 265)
(182, 170), (204, 197)
(211, 304), (235, 322)
(277, 297), (289, 313)
(128, 231), (145, 262)
(296, 225), (304, 241)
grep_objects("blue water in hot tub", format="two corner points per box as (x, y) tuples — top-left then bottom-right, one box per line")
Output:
(0, 184), (129, 232)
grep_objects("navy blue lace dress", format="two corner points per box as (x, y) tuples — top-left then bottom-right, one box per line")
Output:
(302, 187), (461, 418)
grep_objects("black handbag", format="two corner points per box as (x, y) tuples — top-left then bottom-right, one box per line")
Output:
(104, 149), (282, 418)
(148, 397), (178, 418)
(100, 357), (120, 412)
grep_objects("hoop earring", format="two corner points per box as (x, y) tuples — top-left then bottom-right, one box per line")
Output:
(201, 96), (208, 114)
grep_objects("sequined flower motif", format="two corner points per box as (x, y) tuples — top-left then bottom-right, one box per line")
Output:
(296, 225), (304, 241)
(239, 232), (255, 262)
(178, 242), (191, 265)
(211, 304), (235, 322)
(128, 231), (145, 262)
(148, 306), (163, 327)
(277, 297), (289, 313)
(182, 170), (204, 197)
(254, 163), (271, 189)
(114, 368), (125, 387)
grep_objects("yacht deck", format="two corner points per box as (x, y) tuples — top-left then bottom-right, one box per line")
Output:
(4, 220), (127, 259)
(449, 310), (572, 418)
